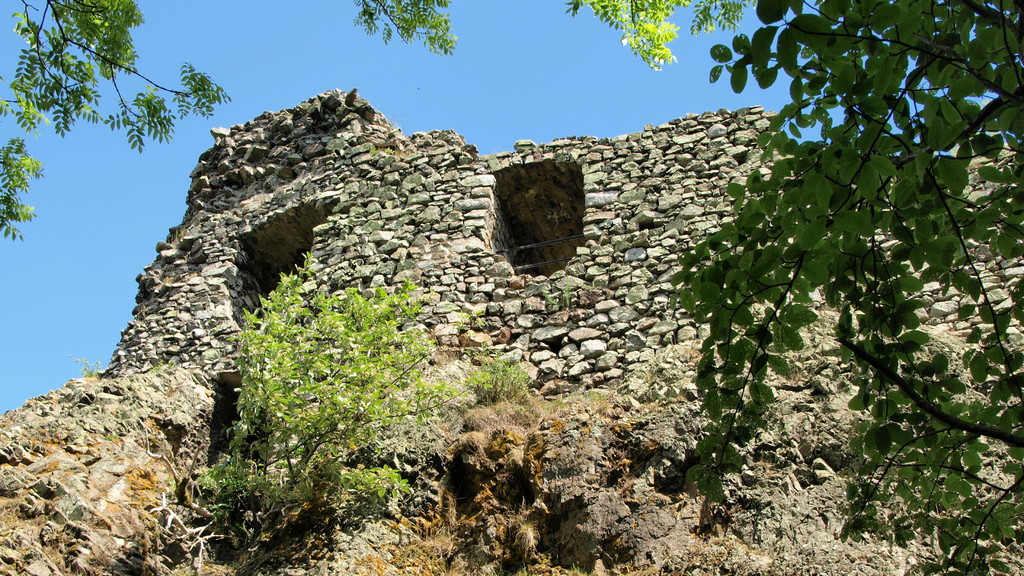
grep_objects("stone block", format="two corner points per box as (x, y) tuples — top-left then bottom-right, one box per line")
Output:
(580, 339), (608, 358)
(585, 192), (619, 207)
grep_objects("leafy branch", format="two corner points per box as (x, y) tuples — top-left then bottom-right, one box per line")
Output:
(1, 0), (228, 239)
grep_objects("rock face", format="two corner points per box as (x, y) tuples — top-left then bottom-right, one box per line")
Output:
(3, 91), (1021, 575)
(0, 369), (230, 576)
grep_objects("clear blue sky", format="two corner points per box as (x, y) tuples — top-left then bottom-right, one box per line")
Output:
(0, 1), (790, 413)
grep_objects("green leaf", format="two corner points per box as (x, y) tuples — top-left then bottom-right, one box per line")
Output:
(962, 450), (982, 471)
(727, 181), (746, 200)
(872, 424), (893, 455)
(796, 217), (825, 248)
(969, 351), (990, 383)
(756, 0), (789, 24)
(730, 65), (749, 93)
(777, 323), (804, 350)
(849, 390), (868, 411)
(901, 330), (930, 346)
(833, 210), (874, 236)
(755, 66), (780, 88)
(732, 34), (751, 55)
(710, 64), (724, 83)
(789, 76), (804, 101)
(801, 259), (828, 284)
(776, 28), (799, 71)
(711, 44), (733, 63)
(977, 164), (1010, 184)
(789, 14), (832, 36)
(781, 303), (818, 327)
(935, 158), (969, 194)
(751, 26), (779, 66)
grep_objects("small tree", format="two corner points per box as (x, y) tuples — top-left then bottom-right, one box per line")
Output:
(209, 262), (449, 538)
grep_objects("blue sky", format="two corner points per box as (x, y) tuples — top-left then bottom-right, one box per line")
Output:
(0, 1), (790, 413)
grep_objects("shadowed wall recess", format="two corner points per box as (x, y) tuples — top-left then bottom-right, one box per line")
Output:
(491, 160), (585, 277)
(237, 203), (329, 308)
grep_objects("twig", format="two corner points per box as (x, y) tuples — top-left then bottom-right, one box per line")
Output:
(838, 337), (1024, 448)
(149, 492), (219, 574)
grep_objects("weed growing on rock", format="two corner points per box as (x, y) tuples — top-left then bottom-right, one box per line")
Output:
(466, 358), (532, 405)
(70, 356), (104, 378)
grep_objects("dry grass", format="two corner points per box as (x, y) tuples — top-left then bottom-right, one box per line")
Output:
(463, 400), (547, 436)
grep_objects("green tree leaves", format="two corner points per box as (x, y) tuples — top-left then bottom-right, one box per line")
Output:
(353, 0), (457, 55)
(755, 0), (787, 24)
(677, 0), (1024, 571)
(566, 0), (754, 69)
(2, 0), (229, 239)
(0, 139), (42, 240)
(210, 260), (451, 538)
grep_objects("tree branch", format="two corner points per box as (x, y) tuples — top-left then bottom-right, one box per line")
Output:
(838, 337), (1024, 448)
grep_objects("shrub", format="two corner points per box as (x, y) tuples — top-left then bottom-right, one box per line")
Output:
(208, 260), (450, 538)
(466, 358), (532, 405)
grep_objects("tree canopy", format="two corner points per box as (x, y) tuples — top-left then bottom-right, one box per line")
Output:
(674, 0), (1024, 572)
(1, 0), (228, 239)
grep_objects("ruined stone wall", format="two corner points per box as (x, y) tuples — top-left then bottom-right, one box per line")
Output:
(107, 90), (767, 388)
(107, 90), (1023, 388)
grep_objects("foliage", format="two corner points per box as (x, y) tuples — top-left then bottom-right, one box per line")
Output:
(0, 138), (42, 239)
(467, 358), (533, 405)
(542, 280), (575, 311)
(672, 0), (1024, 572)
(353, 0), (457, 55)
(351, 1), (754, 69)
(2, 0), (229, 239)
(207, 261), (450, 540)
(566, 0), (753, 68)
(70, 355), (104, 378)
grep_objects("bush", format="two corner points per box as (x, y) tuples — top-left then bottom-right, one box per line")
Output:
(466, 358), (532, 405)
(208, 261), (451, 538)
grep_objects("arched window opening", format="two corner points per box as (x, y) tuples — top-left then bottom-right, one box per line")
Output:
(236, 203), (329, 310)
(492, 160), (585, 276)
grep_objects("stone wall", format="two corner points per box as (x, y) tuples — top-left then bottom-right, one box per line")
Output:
(107, 90), (768, 389)
(107, 89), (1022, 389)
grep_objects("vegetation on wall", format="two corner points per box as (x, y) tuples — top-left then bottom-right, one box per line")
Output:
(466, 357), (533, 406)
(205, 260), (450, 541)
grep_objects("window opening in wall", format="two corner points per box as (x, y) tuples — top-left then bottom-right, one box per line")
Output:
(236, 203), (329, 310)
(491, 160), (585, 276)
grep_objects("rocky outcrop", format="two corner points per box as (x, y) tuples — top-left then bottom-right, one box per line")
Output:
(212, 325), (942, 576)
(0, 369), (230, 576)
